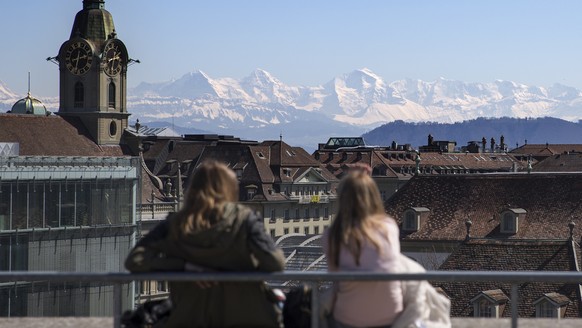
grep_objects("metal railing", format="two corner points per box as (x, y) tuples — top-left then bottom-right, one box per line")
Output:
(1, 270), (582, 328)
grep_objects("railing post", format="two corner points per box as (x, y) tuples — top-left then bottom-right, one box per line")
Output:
(511, 283), (518, 328)
(310, 281), (320, 328)
(114, 283), (122, 328)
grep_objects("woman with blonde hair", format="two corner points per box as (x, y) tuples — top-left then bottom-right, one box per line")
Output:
(125, 161), (285, 327)
(323, 169), (403, 328)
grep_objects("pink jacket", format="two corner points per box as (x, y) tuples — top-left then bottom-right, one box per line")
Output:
(323, 217), (404, 327)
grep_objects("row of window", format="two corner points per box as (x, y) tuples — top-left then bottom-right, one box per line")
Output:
(270, 225), (328, 237)
(402, 207), (524, 233)
(74, 81), (116, 108)
(270, 207), (330, 220)
(0, 180), (134, 230)
(474, 296), (564, 318)
(140, 281), (169, 295)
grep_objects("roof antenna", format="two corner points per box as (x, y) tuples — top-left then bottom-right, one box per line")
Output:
(279, 132), (282, 142)
(28, 72), (31, 96)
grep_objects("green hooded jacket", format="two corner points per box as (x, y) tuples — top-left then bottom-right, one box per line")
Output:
(125, 203), (285, 327)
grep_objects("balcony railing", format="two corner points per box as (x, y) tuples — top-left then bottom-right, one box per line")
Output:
(137, 202), (178, 220)
(2, 270), (582, 328)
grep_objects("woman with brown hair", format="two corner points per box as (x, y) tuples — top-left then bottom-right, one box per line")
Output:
(323, 169), (403, 328)
(125, 161), (285, 327)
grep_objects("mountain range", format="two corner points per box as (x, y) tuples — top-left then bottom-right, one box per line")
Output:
(2, 68), (582, 149)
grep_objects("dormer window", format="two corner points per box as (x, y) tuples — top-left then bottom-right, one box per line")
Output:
(283, 168), (292, 177)
(404, 211), (417, 231)
(402, 207), (430, 232)
(244, 184), (258, 201)
(500, 208), (526, 234)
(470, 289), (509, 318)
(534, 293), (570, 318)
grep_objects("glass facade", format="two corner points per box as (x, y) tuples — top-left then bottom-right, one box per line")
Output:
(0, 156), (139, 317)
(0, 180), (133, 229)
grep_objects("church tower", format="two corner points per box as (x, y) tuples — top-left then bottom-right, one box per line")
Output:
(57, 0), (129, 145)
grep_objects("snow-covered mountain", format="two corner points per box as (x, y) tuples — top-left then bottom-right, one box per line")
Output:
(4, 69), (582, 148)
(0, 81), (18, 101)
(129, 68), (582, 131)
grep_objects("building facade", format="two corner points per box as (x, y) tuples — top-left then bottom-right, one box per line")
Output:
(0, 155), (139, 316)
(0, 0), (140, 316)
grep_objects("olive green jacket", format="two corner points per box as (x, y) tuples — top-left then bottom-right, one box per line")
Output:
(125, 203), (285, 328)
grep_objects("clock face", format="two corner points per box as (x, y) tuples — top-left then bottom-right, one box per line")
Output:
(65, 41), (93, 75)
(103, 41), (124, 76)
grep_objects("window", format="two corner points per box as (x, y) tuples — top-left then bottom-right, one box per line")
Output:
(502, 213), (514, 232)
(270, 229), (276, 238)
(284, 228), (289, 235)
(247, 189), (255, 200)
(284, 209), (290, 220)
(477, 299), (492, 317)
(403, 211), (417, 231)
(314, 208), (320, 219)
(537, 301), (556, 318)
(294, 209), (300, 221)
(157, 281), (166, 292)
(304, 227), (309, 234)
(108, 82), (116, 108)
(294, 227), (299, 233)
(74, 82), (84, 108)
(304, 208), (309, 219)
(314, 226), (320, 234)
(324, 207), (329, 220)
(109, 120), (117, 137)
(270, 209), (276, 221)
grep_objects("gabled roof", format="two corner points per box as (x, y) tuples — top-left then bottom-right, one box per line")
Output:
(0, 114), (126, 156)
(533, 153), (582, 172)
(511, 144), (582, 156)
(385, 173), (582, 240)
(436, 239), (582, 317)
(314, 147), (523, 179)
(141, 137), (338, 202)
(470, 289), (509, 304)
(533, 293), (571, 307)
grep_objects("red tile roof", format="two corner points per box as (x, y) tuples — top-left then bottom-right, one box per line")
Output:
(385, 173), (582, 241)
(436, 239), (582, 317)
(0, 114), (126, 156)
(533, 153), (582, 172)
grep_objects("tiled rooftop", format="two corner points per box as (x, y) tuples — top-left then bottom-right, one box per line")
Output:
(385, 173), (582, 241)
(436, 239), (582, 317)
(0, 114), (126, 156)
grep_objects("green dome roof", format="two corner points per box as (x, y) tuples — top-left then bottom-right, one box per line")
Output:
(10, 92), (50, 116)
(71, 0), (115, 42)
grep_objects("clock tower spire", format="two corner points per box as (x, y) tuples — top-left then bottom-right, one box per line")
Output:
(57, 0), (130, 146)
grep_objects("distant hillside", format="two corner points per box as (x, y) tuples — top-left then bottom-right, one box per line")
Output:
(362, 117), (582, 149)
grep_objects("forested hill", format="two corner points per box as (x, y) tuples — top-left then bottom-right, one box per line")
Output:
(362, 117), (582, 149)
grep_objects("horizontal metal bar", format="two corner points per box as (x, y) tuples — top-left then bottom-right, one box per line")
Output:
(1, 270), (582, 284)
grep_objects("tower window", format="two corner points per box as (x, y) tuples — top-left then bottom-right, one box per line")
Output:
(74, 82), (84, 108)
(109, 121), (117, 137)
(108, 82), (116, 108)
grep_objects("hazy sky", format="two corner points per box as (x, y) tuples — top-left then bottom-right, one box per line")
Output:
(3, 0), (582, 97)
